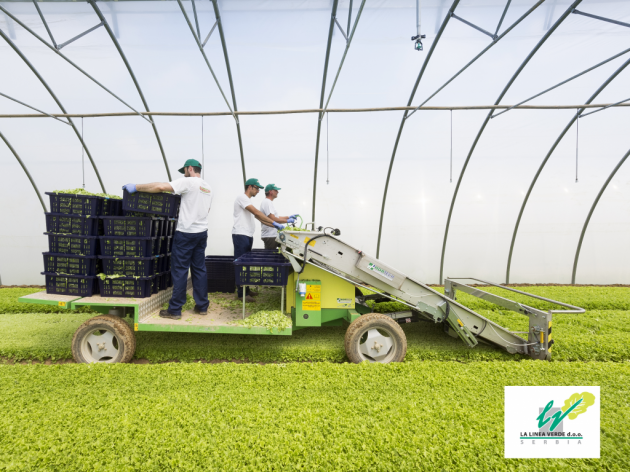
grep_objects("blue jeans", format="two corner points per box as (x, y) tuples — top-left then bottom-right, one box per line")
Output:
(232, 234), (253, 297)
(168, 230), (209, 315)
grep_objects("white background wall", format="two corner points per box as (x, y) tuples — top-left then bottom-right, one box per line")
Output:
(1, 0), (629, 285)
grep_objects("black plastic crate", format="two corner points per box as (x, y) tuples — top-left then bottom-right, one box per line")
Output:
(45, 213), (101, 236)
(205, 257), (235, 280)
(163, 219), (177, 237)
(98, 255), (161, 277)
(101, 216), (161, 238)
(99, 236), (157, 258)
(43, 272), (99, 296)
(159, 253), (171, 272)
(122, 190), (180, 218)
(101, 198), (123, 216)
(42, 253), (99, 276)
(98, 276), (154, 298)
(234, 253), (291, 286)
(158, 271), (172, 291)
(207, 279), (235, 293)
(46, 233), (99, 256)
(152, 274), (161, 294)
(46, 192), (102, 216)
(160, 236), (173, 255)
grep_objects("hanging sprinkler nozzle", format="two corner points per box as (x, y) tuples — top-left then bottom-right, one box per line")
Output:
(411, 34), (425, 51)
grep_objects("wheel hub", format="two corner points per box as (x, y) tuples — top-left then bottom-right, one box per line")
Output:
(84, 330), (119, 362)
(359, 328), (394, 362)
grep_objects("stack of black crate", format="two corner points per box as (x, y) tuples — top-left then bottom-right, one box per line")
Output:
(95, 190), (180, 298)
(42, 193), (122, 297)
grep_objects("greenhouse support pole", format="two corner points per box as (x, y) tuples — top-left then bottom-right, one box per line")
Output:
(0, 29), (106, 193)
(0, 129), (46, 212)
(571, 148), (630, 284)
(506, 55), (630, 283)
(211, 0), (246, 185)
(89, 0), (172, 180)
(311, 0), (339, 222)
(376, 0), (460, 258)
(438, 0), (582, 284)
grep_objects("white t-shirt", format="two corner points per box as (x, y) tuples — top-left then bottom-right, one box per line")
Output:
(260, 198), (279, 239)
(232, 193), (255, 237)
(169, 177), (212, 233)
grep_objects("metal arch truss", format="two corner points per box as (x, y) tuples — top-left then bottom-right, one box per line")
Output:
(310, 0), (339, 222)
(0, 28), (106, 192)
(0, 128), (47, 212)
(438, 0), (583, 284)
(176, 0), (246, 184)
(376, 0), (461, 258)
(88, 0), (172, 180)
(312, 0), (367, 221)
(506, 55), (630, 284)
(571, 147), (630, 284)
(377, 0), (545, 258)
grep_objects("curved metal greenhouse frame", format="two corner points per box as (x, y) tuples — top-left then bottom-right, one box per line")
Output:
(438, 0), (583, 283)
(571, 147), (630, 284)
(0, 29), (107, 193)
(506, 54), (630, 283)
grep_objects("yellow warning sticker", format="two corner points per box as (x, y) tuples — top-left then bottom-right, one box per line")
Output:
(302, 300), (321, 310)
(306, 285), (321, 292)
(305, 292), (320, 300)
(134, 323), (138, 331)
(290, 234), (299, 239)
(303, 237), (316, 247)
(58, 301), (66, 307)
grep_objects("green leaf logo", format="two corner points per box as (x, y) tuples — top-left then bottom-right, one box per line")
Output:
(561, 392), (596, 420)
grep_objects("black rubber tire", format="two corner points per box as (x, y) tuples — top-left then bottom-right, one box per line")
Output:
(72, 315), (136, 364)
(344, 313), (407, 364)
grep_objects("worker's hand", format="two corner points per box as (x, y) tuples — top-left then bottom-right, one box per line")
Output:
(122, 183), (137, 194)
(290, 214), (299, 219)
(273, 222), (285, 230)
(287, 217), (297, 224)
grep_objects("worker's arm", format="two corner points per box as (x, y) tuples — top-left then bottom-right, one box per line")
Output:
(246, 205), (279, 228)
(266, 214), (290, 224)
(122, 182), (174, 194)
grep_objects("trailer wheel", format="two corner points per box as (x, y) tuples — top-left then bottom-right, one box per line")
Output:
(72, 315), (136, 364)
(345, 313), (407, 364)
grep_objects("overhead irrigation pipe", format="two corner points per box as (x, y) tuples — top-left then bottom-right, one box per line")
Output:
(0, 28), (106, 193)
(492, 47), (630, 118)
(88, 0), (172, 180)
(0, 91), (70, 126)
(0, 5), (150, 124)
(405, 0), (545, 120)
(1, 103), (628, 119)
(176, 0), (238, 123)
(438, 0), (584, 285)
(0, 128), (47, 212)
(319, 0), (367, 119)
(505, 54), (630, 284)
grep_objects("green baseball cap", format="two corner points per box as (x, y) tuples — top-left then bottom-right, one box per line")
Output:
(265, 183), (281, 192)
(178, 159), (202, 174)
(245, 178), (264, 189)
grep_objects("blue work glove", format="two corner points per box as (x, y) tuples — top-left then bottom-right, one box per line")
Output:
(122, 183), (137, 194)
(287, 217), (297, 224)
(273, 222), (285, 230)
(290, 214), (299, 219)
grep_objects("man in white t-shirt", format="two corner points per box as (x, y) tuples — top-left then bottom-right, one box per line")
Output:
(259, 183), (299, 250)
(233, 178), (283, 302)
(123, 159), (212, 321)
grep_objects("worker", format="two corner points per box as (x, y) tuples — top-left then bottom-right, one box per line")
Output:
(123, 159), (212, 321)
(233, 178), (283, 302)
(259, 183), (298, 250)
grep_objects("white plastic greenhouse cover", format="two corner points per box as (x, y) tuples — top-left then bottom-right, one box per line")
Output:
(0, 0), (629, 285)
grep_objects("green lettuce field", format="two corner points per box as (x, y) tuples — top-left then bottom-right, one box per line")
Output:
(1, 286), (629, 470)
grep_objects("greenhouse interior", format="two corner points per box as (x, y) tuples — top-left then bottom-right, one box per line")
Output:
(0, 0), (628, 469)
